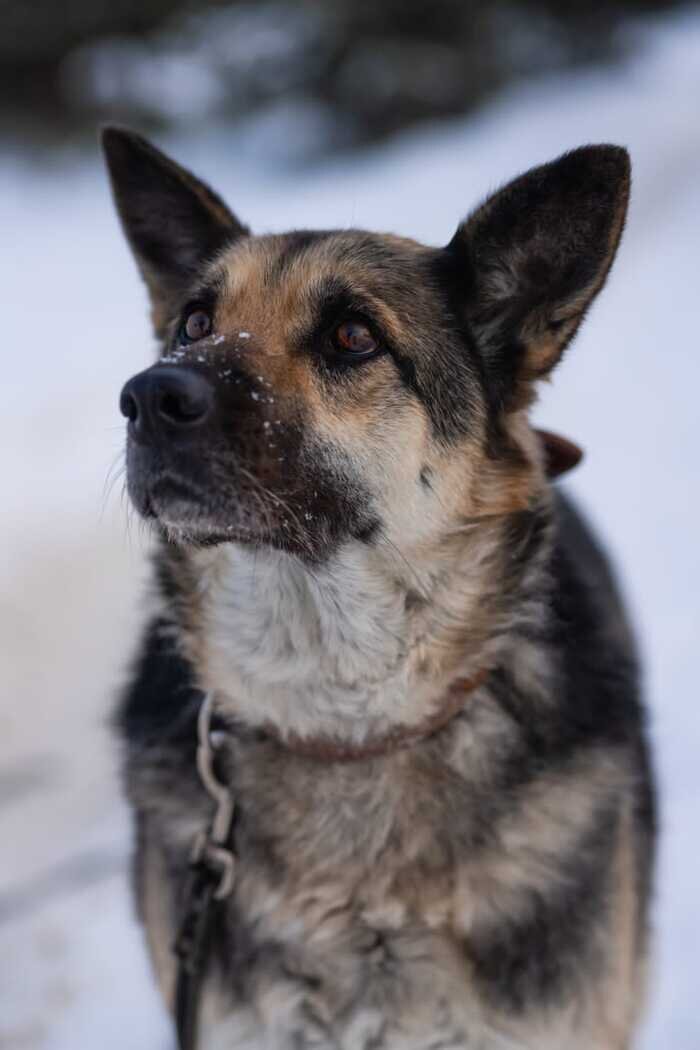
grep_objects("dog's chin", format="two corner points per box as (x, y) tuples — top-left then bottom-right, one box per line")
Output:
(128, 471), (347, 559)
(131, 476), (260, 548)
(153, 504), (267, 549)
(155, 510), (257, 548)
(134, 486), (322, 555)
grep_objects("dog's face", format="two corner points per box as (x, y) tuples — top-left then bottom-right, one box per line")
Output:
(104, 129), (629, 561)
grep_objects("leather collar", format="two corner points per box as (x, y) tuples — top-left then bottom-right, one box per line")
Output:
(262, 667), (490, 762)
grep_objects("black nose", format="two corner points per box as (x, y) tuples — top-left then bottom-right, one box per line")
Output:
(120, 366), (214, 441)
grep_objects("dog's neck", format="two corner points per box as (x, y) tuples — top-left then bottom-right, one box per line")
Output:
(175, 500), (553, 747)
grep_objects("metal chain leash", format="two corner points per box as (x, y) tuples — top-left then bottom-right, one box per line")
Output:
(173, 694), (237, 1050)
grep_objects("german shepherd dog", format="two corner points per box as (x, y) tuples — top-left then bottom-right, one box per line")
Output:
(103, 127), (655, 1049)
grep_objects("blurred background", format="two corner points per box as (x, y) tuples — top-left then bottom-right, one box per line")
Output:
(1, 0), (698, 1046)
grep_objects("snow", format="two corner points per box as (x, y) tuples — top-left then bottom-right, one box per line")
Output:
(1, 9), (699, 1046)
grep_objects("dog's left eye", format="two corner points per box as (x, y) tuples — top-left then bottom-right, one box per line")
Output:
(333, 321), (379, 359)
(181, 309), (212, 343)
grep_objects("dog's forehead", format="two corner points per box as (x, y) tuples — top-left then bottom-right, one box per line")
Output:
(211, 229), (431, 316)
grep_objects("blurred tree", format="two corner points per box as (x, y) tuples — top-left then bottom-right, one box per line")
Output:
(0, 0), (687, 157)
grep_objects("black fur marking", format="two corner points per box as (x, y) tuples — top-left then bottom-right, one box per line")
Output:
(493, 527), (642, 767)
(468, 803), (617, 1012)
(416, 248), (490, 438)
(117, 613), (201, 748)
(436, 239), (522, 419)
(352, 517), (382, 544)
(419, 466), (433, 489)
(271, 230), (334, 280)
(404, 590), (427, 612)
(388, 344), (422, 400)
(499, 503), (551, 591)
(631, 733), (657, 938)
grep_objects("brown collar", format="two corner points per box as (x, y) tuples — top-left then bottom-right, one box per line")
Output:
(263, 667), (490, 762)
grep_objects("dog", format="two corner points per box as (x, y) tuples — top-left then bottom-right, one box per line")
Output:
(103, 126), (655, 1049)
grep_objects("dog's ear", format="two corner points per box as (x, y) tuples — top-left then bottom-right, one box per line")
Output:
(101, 126), (248, 336)
(446, 145), (630, 408)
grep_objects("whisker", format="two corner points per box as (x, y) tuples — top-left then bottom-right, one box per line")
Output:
(376, 534), (432, 603)
(232, 463), (316, 559)
(100, 451), (127, 521)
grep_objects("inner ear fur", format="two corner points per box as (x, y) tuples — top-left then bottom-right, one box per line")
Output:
(447, 145), (630, 407)
(101, 126), (248, 337)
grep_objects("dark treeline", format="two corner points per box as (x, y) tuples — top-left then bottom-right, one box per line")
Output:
(0, 0), (686, 157)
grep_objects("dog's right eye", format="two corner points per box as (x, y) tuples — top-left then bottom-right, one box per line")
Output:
(331, 320), (381, 362)
(181, 309), (212, 343)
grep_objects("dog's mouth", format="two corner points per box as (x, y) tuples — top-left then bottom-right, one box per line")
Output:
(146, 474), (204, 513)
(138, 471), (258, 546)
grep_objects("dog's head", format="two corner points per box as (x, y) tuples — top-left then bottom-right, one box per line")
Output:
(104, 128), (628, 562)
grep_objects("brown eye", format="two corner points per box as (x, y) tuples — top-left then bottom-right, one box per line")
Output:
(334, 320), (379, 358)
(183, 309), (211, 342)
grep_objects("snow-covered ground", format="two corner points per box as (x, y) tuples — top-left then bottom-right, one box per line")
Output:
(1, 9), (699, 1047)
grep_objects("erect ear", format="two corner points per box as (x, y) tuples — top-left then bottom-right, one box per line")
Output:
(101, 126), (248, 336)
(447, 145), (630, 408)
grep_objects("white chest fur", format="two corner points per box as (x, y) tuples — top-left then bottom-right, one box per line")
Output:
(190, 541), (465, 743)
